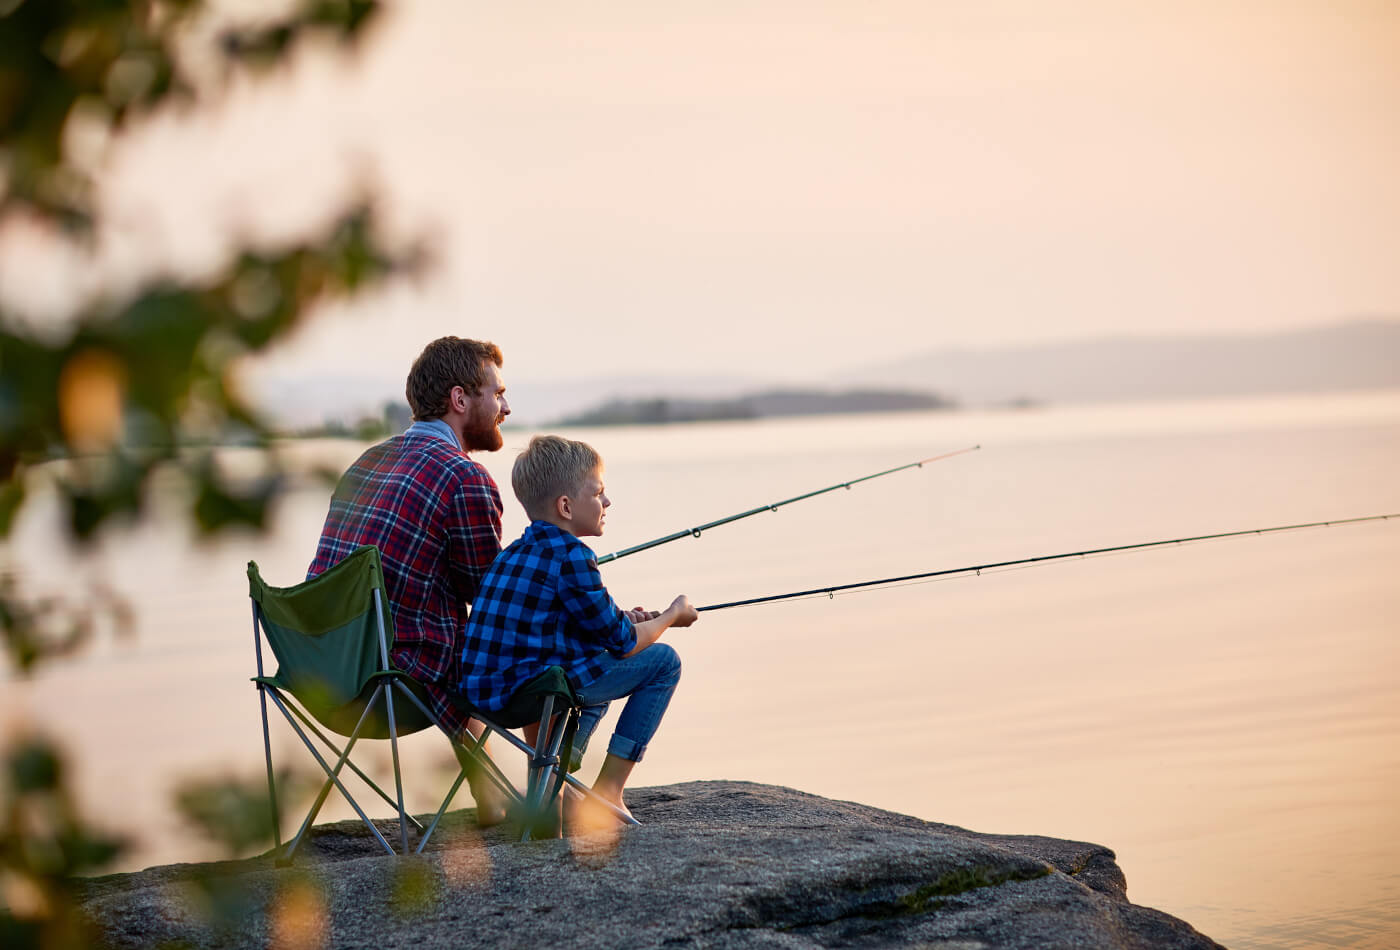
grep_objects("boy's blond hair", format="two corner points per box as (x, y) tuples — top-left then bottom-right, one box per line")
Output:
(512, 435), (602, 521)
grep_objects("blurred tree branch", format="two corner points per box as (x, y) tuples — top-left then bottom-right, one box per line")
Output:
(0, 0), (383, 230)
(0, 737), (126, 949)
(0, 2), (429, 946)
(1, 0), (413, 673)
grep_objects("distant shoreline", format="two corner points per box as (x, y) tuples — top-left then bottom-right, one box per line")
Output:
(255, 319), (1400, 432)
(551, 386), (957, 427)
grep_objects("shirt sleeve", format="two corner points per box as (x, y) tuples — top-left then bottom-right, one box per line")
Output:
(445, 463), (504, 604)
(557, 545), (638, 657)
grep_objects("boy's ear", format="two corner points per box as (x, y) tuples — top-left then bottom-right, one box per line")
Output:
(555, 494), (572, 520)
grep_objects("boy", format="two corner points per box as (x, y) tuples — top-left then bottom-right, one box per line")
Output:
(459, 435), (697, 824)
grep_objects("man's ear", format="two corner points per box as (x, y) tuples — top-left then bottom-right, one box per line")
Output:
(555, 494), (572, 520)
(450, 385), (469, 413)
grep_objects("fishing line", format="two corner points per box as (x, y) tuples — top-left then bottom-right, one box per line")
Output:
(709, 539), (1249, 611)
(696, 512), (1399, 612)
(727, 553), (1107, 610)
(596, 444), (980, 565)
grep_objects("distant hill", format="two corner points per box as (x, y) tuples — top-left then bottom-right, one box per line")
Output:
(249, 319), (1400, 430)
(842, 319), (1400, 406)
(555, 387), (953, 426)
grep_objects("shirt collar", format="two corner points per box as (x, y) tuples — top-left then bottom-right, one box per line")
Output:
(525, 519), (566, 541)
(524, 519), (591, 551)
(405, 417), (461, 450)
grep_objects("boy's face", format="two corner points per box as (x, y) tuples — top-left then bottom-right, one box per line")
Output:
(565, 465), (610, 537)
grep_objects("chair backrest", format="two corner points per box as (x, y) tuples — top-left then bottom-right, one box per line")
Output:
(248, 545), (426, 736)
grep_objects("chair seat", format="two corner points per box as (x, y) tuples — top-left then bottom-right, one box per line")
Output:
(253, 670), (437, 739)
(494, 666), (580, 730)
(253, 664), (580, 738)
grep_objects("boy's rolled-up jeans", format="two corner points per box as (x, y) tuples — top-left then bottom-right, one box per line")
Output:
(569, 643), (681, 771)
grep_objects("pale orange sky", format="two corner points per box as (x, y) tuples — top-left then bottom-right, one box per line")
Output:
(2, 0), (1397, 386)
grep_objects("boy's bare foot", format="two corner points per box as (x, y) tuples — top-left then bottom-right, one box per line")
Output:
(565, 790), (632, 835)
(603, 795), (634, 823)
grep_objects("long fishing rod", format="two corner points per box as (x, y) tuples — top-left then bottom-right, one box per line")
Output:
(696, 512), (1399, 612)
(596, 444), (981, 566)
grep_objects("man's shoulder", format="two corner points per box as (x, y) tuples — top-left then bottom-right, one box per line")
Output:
(365, 433), (496, 486)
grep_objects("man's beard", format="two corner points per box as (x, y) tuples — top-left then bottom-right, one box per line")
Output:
(461, 410), (503, 452)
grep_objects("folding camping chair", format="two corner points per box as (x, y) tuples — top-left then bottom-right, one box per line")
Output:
(249, 545), (515, 860)
(248, 545), (635, 861)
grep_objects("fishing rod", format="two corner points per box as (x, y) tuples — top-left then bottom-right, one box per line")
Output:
(696, 512), (1399, 612)
(596, 444), (981, 565)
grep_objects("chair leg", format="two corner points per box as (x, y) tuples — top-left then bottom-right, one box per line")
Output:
(453, 725), (519, 805)
(382, 681), (410, 854)
(293, 703), (378, 849)
(258, 686), (282, 850)
(521, 696), (558, 843)
(391, 682), (522, 812)
(537, 709), (574, 825)
(280, 697), (426, 832)
(266, 688), (396, 861)
(391, 683), (521, 855)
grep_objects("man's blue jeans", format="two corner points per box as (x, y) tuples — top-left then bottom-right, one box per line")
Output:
(571, 643), (681, 768)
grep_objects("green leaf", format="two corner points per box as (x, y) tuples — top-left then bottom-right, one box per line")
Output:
(7, 737), (61, 794)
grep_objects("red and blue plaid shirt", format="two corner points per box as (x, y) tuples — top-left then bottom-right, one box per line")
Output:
(459, 520), (637, 712)
(308, 420), (502, 737)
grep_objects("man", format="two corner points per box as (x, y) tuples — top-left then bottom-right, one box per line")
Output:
(308, 336), (511, 823)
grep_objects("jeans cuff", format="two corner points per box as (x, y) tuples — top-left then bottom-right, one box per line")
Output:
(607, 734), (646, 762)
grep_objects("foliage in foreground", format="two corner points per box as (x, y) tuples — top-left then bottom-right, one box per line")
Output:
(0, 1), (421, 946)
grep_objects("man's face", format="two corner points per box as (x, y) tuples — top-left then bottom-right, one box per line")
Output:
(460, 361), (510, 452)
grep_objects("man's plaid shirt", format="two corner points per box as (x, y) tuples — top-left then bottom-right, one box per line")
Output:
(459, 520), (637, 712)
(308, 421), (503, 737)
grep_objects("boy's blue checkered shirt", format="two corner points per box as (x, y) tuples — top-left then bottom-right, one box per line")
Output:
(459, 520), (637, 712)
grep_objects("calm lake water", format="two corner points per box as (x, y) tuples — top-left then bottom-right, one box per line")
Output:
(5, 390), (1399, 949)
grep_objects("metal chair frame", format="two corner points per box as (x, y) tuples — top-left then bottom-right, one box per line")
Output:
(252, 587), (519, 861)
(252, 586), (637, 859)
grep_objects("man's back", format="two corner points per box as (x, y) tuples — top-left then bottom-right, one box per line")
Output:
(308, 424), (503, 693)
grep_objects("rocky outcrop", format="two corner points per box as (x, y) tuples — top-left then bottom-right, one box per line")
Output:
(76, 781), (1223, 948)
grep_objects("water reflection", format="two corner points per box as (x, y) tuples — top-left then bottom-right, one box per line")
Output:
(3, 390), (1399, 949)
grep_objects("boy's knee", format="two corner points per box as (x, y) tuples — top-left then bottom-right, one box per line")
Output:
(650, 642), (681, 683)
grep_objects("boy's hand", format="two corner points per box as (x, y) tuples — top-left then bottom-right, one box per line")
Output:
(623, 596), (697, 656)
(668, 595), (698, 628)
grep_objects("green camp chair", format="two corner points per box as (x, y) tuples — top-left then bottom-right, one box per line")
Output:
(249, 545), (634, 859)
(249, 545), (514, 860)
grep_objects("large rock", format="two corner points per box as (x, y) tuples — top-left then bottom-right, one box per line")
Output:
(76, 781), (1223, 948)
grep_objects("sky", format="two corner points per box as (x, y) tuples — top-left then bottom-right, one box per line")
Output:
(2, 0), (1398, 396)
